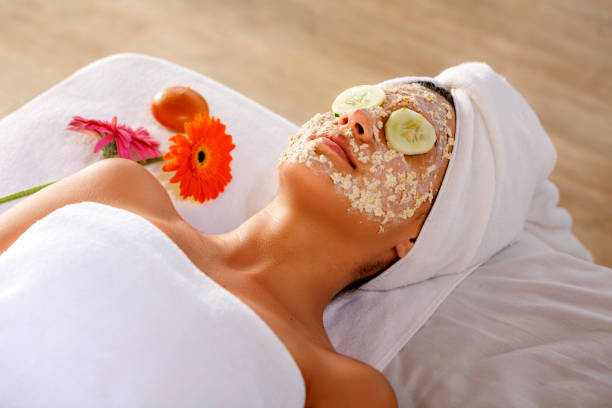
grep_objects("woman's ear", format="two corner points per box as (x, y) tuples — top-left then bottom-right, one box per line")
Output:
(394, 237), (417, 258)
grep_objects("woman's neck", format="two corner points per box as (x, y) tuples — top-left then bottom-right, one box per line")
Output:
(201, 195), (390, 338)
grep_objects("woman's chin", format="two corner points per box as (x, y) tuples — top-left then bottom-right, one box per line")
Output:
(278, 161), (346, 216)
(277, 160), (381, 237)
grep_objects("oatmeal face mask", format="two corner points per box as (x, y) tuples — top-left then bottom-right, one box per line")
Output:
(279, 83), (455, 232)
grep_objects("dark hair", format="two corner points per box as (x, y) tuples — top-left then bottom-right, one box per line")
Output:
(414, 81), (455, 110)
(334, 255), (397, 297)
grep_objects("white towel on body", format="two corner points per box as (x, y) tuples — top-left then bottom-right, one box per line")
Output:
(0, 201), (305, 407)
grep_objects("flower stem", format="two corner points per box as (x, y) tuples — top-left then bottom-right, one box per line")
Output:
(137, 156), (164, 166)
(0, 180), (59, 204)
(0, 156), (165, 205)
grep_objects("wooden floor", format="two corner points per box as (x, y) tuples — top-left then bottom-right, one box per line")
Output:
(1, 0), (611, 266)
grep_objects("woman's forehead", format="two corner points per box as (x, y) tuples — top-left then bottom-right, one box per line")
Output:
(379, 84), (456, 147)
(381, 83), (453, 119)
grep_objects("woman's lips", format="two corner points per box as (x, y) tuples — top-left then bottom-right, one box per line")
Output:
(315, 135), (356, 169)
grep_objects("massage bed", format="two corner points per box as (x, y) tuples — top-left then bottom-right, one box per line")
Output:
(1, 54), (610, 406)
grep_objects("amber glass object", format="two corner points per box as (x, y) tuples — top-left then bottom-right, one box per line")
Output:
(151, 86), (209, 132)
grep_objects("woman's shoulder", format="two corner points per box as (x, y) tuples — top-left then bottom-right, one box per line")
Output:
(1, 158), (179, 254)
(91, 159), (210, 259)
(306, 347), (398, 408)
(88, 158), (181, 221)
(238, 304), (398, 408)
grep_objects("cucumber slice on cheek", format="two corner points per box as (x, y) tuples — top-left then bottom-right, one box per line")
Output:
(331, 85), (385, 117)
(385, 108), (436, 155)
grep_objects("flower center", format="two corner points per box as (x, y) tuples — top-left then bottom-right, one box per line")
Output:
(193, 146), (210, 169)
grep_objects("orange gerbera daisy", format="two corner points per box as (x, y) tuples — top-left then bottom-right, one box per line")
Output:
(162, 114), (235, 203)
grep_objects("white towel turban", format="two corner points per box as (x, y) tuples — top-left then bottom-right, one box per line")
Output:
(364, 62), (557, 290)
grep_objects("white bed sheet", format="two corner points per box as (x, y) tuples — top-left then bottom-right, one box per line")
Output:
(383, 229), (612, 406)
(1, 54), (610, 407)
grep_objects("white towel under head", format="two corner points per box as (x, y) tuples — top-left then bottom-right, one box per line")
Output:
(0, 201), (306, 408)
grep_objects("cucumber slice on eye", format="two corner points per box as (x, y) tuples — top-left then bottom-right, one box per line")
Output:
(331, 85), (385, 117)
(385, 108), (436, 155)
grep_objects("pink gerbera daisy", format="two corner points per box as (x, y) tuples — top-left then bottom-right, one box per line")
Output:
(68, 116), (161, 161)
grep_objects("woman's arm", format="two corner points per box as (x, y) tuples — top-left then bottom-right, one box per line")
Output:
(0, 158), (176, 255)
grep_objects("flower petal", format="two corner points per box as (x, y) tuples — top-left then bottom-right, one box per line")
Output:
(93, 134), (116, 153)
(68, 116), (160, 161)
(161, 114), (234, 203)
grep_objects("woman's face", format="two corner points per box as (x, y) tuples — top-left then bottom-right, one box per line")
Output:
(278, 83), (455, 238)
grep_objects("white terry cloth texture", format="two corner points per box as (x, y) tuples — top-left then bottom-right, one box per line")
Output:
(0, 54), (297, 234)
(0, 54), (607, 389)
(382, 228), (612, 407)
(0, 201), (306, 408)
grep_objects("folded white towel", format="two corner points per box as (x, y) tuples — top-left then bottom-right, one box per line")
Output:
(368, 62), (591, 289)
(0, 54), (298, 234)
(0, 201), (305, 407)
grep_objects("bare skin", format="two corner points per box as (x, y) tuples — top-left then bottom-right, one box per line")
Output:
(0, 84), (455, 407)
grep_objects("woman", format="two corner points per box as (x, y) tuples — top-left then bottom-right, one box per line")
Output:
(0, 81), (455, 407)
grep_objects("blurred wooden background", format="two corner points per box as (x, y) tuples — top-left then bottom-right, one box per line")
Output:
(1, 0), (611, 266)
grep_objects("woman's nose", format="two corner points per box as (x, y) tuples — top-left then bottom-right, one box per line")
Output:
(339, 109), (374, 143)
